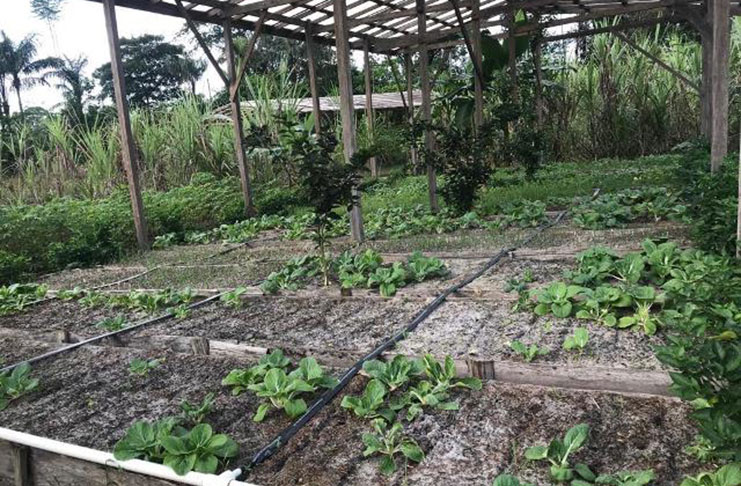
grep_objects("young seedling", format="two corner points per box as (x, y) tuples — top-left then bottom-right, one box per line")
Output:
(404, 380), (460, 421)
(362, 355), (423, 392)
(220, 287), (248, 309)
(420, 354), (482, 392)
(179, 393), (216, 426)
(594, 469), (655, 486)
(95, 314), (127, 332)
(248, 368), (316, 421)
(129, 358), (162, 377)
(534, 282), (585, 318)
(508, 340), (549, 362)
(362, 419), (424, 475)
(563, 328), (589, 354)
(341, 379), (394, 422)
(525, 423), (592, 482)
(0, 363), (39, 411)
(492, 474), (535, 486)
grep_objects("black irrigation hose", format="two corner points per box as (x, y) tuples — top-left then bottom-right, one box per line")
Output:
(0, 291), (229, 375)
(242, 208), (569, 473)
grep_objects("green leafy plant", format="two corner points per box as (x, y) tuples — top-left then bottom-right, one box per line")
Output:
(248, 368), (316, 421)
(362, 355), (422, 392)
(681, 464), (741, 486)
(220, 287), (248, 308)
(534, 282), (585, 318)
(0, 363), (39, 411)
(563, 328), (589, 354)
(95, 314), (127, 331)
(509, 340), (549, 362)
(179, 393), (215, 426)
(404, 379), (461, 421)
(368, 262), (407, 297)
(525, 423), (592, 482)
(492, 475), (535, 486)
(341, 379), (394, 422)
(361, 419), (424, 475)
(113, 420), (238, 476)
(222, 349), (292, 396)
(594, 470), (655, 486)
(129, 358), (163, 377)
(406, 252), (447, 283)
(0, 283), (47, 316)
(420, 354), (482, 393)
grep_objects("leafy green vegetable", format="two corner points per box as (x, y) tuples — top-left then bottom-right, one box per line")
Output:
(681, 464), (741, 486)
(362, 355), (422, 391)
(248, 368), (315, 421)
(361, 419), (424, 475)
(368, 263), (407, 297)
(492, 474), (535, 486)
(525, 423), (591, 482)
(219, 287), (248, 308)
(534, 282), (585, 318)
(95, 314), (127, 331)
(0, 363), (39, 411)
(509, 340), (549, 362)
(563, 328), (589, 353)
(341, 379), (394, 422)
(129, 358), (162, 377)
(179, 393), (215, 426)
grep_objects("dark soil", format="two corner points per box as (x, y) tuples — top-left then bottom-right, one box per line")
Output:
(0, 342), (301, 468)
(134, 297), (427, 357)
(0, 300), (144, 340)
(246, 379), (701, 486)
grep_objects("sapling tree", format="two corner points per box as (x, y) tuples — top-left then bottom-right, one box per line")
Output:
(284, 126), (372, 286)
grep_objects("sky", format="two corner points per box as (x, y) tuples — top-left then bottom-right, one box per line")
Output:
(1, 0), (223, 112)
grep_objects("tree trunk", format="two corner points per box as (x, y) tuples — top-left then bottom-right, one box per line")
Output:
(14, 84), (24, 119)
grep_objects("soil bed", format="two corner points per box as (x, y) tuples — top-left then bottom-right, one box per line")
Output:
(246, 378), (700, 486)
(0, 299), (145, 341)
(0, 342), (316, 469)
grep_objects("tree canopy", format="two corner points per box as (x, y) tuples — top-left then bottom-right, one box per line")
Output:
(93, 34), (205, 107)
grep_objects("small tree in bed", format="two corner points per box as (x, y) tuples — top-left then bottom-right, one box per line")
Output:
(281, 124), (370, 285)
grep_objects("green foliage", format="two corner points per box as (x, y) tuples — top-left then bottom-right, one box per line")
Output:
(681, 464), (741, 486)
(367, 263), (407, 298)
(221, 348), (292, 396)
(563, 328), (589, 353)
(362, 355), (422, 392)
(0, 283), (47, 316)
(95, 314), (127, 332)
(0, 363), (39, 411)
(533, 282), (585, 318)
(113, 420), (238, 476)
(129, 358), (162, 377)
(341, 379), (394, 422)
(248, 368), (315, 421)
(495, 200), (548, 228)
(492, 474), (534, 486)
(260, 255), (319, 294)
(179, 393), (215, 426)
(594, 470), (655, 486)
(219, 287), (248, 309)
(571, 188), (685, 230)
(361, 419), (424, 476)
(406, 251), (448, 283)
(509, 339), (549, 362)
(524, 423), (591, 482)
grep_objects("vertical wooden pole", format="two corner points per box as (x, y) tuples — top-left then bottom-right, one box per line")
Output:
(508, 9), (518, 101)
(305, 25), (322, 134)
(405, 53), (418, 169)
(737, 127), (741, 257)
(700, 1), (712, 139)
(224, 18), (255, 215)
(710, 0), (730, 173)
(334, 0), (364, 241)
(534, 19), (543, 130)
(363, 40), (378, 177)
(11, 444), (30, 486)
(417, 0), (439, 213)
(472, 0), (484, 130)
(103, 0), (149, 250)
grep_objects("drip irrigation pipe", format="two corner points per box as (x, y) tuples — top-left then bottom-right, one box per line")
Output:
(0, 291), (229, 375)
(243, 208), (570, 473)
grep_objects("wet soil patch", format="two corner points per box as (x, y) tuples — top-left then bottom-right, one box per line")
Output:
(246, 379), (700, 486)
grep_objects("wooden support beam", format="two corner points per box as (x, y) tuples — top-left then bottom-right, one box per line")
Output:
(174, 0), (228, 85)
(613, 32), (699, 92)
(471, 0), (484, 130)
(737, 137), (741, 258)
(305, 25), (322, 134)
(710, 0), (730, 173)
(231, 10), (267, 101)
(405, 53), (419, 169)
(533, 38), (543, 130)
(334, 0), (365, 241)
(701, 12), (712, 138)
(224, 18), (255, 216)
(102, 0), (150, 251)
(11, 444), (29, 486)
(363, 40), (378, 177)
(508, 9), (517, 101)
(418, 0), (438, 213)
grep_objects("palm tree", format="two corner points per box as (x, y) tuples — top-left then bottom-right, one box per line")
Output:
(0, 31), (58, 118)
(41, 55), (91, 124)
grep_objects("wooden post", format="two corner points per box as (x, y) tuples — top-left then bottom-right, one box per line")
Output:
(305, 25), (322, 134)
(710, 0), (730, 173)
(11, 444), (29, 486)
(508, 9), (518, 101)
(363, 40), (378, 177)
(472, 0), (484, 130)
(737, 127), (741, 258)
(534, 38), (543, 130)
(103, 0), (150, 251)
(334, 0), (364, 241)
(405, 53), (418, 169)
(701, 2), (712, 139)
(417, 0), (439, 213)
(223, 18), (256, 215)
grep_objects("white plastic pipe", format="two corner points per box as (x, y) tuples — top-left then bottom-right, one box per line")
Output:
(0, 427), (258, 486)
